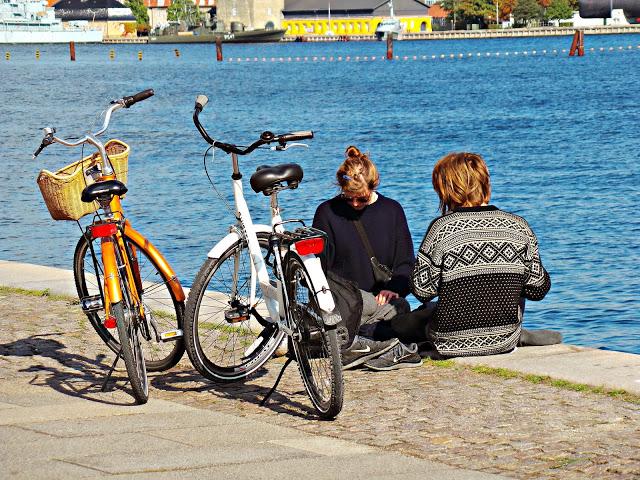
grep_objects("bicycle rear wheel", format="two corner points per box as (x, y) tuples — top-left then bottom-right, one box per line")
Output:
(184, 232), (285, 382)
(285, 252), (343, 419)
(112, 299), (148, 404)
(73, 233), (185, 371)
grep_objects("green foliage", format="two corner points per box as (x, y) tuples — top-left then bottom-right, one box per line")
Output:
(124, 0), (149, 26)
(167, 0), (203, 24)
(545, 0), (574, 20)
(439, 0), (495, 25)
(512, 0), (544, 24)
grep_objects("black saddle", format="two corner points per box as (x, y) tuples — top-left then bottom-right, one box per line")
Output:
(81, 179), (128, 203)
(250, 163), (303, 195)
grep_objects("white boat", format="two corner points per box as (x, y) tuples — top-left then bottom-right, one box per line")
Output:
(375, 0), (402, 40)
(0, 0), (103, 43)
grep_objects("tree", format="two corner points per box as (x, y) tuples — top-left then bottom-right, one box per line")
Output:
(511, 0), (544, 25)
(167, 0), (203, 24)
(439, 0), (494, 26)
(124, 0), (149, 27)
(545, 0), (574, 20)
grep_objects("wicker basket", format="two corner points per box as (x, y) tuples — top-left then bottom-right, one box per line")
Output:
(37, 140), (130, 221)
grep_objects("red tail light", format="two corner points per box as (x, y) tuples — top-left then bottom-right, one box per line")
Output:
(90, 223), (117, 238)
(294, 237), (325, 256)
(104, 316), (117, 329)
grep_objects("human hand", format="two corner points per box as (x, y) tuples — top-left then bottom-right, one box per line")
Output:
(375, 290), (399, 305)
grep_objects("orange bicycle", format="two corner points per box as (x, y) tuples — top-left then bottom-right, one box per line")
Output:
(35, 90), (186, 403)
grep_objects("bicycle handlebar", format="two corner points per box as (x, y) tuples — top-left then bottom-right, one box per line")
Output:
(192, 94), (313, 156)
(33, 90), (155, 170)
(122, 89), (154, 108)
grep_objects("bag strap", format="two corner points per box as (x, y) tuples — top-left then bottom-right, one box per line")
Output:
(352, 219), (377, 261)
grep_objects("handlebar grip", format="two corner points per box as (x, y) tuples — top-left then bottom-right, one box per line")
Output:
(279, 131), (314, 143)
(122, 89), (154, 108)
(32, 142), (46, 159)
(195, 94), (209, 111)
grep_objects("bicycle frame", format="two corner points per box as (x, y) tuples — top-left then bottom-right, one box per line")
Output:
(90, 189), (185, 324)
(206, 152), (338, 332)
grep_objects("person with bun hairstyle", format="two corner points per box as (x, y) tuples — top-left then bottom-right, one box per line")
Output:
(389, 152), (555, 359)
(313, 146), (423, 370)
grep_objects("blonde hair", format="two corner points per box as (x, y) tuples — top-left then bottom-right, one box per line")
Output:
(432, 152), (491, 214)
(336, 146), (380, 195)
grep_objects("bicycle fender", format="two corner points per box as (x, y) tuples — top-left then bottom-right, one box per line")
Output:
(207, 224), (271, 259)
(124, 223), (186, 302)
(300, 254), (339, 325)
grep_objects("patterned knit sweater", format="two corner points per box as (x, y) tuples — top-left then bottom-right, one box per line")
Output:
(411, 205), (551, 357)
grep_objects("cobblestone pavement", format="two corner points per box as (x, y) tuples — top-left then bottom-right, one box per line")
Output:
(1, 291), (639, 480)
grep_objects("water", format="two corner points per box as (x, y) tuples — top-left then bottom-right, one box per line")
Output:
(1, 35), (638, 354)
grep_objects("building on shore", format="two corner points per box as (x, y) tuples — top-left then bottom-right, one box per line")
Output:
(53, 0), (137, 38)
(143, 0), (216, 30)
(281, 0), (432, 38)
(215, 0), (284, 31)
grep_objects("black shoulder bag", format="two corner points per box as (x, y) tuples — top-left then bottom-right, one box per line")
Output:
(352, 219), (393, 286)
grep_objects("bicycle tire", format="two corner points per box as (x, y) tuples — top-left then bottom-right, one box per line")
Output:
(112, 301), (149, 404)
(184, 232), (285, 382)
(285, 251), (343, 419)
(73, 233), (185, 371)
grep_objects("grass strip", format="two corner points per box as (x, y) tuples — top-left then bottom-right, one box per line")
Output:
(0, 285), (77, 303)
(422, 359), (640, 405)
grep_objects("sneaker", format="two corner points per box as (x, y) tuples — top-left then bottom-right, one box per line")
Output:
(364, 342), (423, 371)
(341, 336), (400, 370)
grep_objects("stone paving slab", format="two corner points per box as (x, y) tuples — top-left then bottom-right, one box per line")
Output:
(0, 260), (78, 297)
(1, 264), (640, 479)
(453, 344), (640, 395)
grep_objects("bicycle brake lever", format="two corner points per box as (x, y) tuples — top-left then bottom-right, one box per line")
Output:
(270, 143), (309, 151)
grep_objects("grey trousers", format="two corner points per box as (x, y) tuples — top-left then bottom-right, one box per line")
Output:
(358, 289), (410, 338)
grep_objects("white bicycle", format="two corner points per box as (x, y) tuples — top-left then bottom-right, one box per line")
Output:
(184, 95), (343, 419)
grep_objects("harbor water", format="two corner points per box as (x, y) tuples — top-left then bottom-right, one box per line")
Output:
(1, 35), (638, 354)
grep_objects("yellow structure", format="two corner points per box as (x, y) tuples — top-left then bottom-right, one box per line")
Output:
(283, 16), (432, 36)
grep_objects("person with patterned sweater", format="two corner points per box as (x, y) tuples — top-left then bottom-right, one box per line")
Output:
(391, 152), (553, 358)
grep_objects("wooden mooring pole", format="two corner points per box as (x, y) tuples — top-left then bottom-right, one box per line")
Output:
(569, 30), (584, 57)
(216, 37), (223, 62)
(69, 41), (76, 61)
(386, 34), (393, 60)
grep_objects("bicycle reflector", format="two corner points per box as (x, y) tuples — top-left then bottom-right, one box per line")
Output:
(90, 223), (117, 238)
(294, 237), (325, 256)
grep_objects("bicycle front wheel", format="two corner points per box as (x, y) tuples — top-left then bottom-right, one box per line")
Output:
(184, 232), (285, 382)
(73, 233), (185, 371)
(285, 252), (343, 419)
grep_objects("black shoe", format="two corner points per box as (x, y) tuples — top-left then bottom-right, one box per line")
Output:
(341, 336), (399, 370)
(364, 342), (423, 371)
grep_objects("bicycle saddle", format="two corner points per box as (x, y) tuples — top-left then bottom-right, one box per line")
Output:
(81, 179), (128, 203)
(250, 163), (303, 195)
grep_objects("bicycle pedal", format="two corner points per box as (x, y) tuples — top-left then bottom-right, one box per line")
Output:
(159, 329), (183, 342)
(225, 308), (249, 323)
(80, 295), (103, 313)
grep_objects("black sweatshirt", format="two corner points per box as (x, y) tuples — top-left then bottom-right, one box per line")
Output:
(312, 194), (415, 296)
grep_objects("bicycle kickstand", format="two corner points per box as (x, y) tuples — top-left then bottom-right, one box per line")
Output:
(260, 357), (294, 407)
(101, 350), (123, 392)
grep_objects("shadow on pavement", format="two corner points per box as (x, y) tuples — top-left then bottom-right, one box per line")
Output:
(0, 334), (139, 406)
(151, 365), (325, 420)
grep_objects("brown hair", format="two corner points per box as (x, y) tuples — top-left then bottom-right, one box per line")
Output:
(432, 152), (491, 214)
(336, 146), (380, 194)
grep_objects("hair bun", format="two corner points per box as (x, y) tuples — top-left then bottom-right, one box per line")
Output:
(345, 145), (361, 158)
